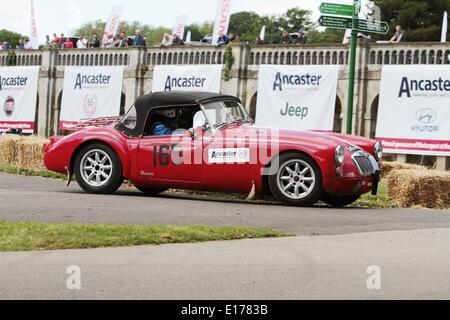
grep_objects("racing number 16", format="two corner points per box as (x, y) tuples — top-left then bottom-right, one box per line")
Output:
(153, 145), (183, 167)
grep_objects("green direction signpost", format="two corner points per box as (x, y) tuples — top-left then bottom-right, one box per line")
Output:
(319, 2), (353, 16)
(318, 16), (352, 29)
(318, 0), (390, 134)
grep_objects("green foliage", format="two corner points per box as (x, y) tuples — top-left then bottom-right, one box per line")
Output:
(0, 221), (286, 252)
(0, 29), (25, 47)
(185, 22), (214, 42)
(376, 0), (450, 41)
(308, 29), (346, 44)
(224, 44), (235, 81)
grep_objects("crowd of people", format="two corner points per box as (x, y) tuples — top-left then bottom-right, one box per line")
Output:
(0, 25), (406, 51)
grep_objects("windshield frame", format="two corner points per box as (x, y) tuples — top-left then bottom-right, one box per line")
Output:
(199, 99), (251, 134)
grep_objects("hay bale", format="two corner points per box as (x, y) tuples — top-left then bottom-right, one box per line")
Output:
(381, 161), (425, 178)
(15, 137), (46, 171)
(387, 169), (450, 209)
(0, 135), (46, 171)
(0, 135), (21, 165)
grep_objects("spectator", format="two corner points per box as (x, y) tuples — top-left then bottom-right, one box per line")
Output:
(45, 35), (51, 46)
(133, 30), (146, 46)
(172, 34), (185, 46)
(23, 39), (32, 49)
(280, 31), (293, 44)
(76, 35), (88, 49)
(18, 39), (25, 49)
(104, 34), (115, 48)
(230, 34), (240, 43)
(51, 33), (61, 48)
(255, 36), (265, 45)
(296, 30), (308, 44)
(217, 31), (229, 45)
(116, 31), (128, 48)
(63, 37), (74, 49)
(390, 25), (405, 43)
(89, 33), (101, 48)
(161, 33), (173, 47)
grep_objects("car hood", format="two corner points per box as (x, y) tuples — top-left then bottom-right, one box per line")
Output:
(225, 124), (364, 149)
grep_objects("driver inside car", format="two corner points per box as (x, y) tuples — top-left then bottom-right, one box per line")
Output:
(151, 109), (178, 136)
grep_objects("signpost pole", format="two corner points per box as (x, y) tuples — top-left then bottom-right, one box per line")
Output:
(346, 0), (359, 135)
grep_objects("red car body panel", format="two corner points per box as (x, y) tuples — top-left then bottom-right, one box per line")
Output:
(44, 121), (380, 197)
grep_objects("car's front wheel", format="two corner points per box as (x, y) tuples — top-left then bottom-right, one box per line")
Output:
(74, 143), (123, 194)
(268, 152), (322, 207)
(321, 194), (361, 208)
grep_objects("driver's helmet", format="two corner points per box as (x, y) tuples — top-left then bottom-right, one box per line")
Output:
(158, 109), (177, 119)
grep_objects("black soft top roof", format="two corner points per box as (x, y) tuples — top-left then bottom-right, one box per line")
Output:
(117, 91), (241, 138)
(135, 91), (240, 111)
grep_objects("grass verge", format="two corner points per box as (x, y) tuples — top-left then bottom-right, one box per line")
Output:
(0, 163), (66, 180)
(0, 221), (286, 252)
(353, 181), (395, 209)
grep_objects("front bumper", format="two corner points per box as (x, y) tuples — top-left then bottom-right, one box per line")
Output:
(323, 151), (381, 196)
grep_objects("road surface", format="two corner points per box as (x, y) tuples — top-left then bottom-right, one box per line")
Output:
(1, 229), (449, 300)
(0, 173), (449, 235)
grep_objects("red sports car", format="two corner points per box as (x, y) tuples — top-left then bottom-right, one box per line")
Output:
(44, 92), (382, 207)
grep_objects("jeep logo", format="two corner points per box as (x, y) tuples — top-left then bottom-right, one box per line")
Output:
(416, 108), (437, 124)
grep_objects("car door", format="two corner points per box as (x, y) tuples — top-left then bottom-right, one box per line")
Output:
(136, 107), (203, 185)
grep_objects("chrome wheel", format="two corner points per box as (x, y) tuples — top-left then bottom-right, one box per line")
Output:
(277, 159), (316, 200)
(80, 149), (113, 187)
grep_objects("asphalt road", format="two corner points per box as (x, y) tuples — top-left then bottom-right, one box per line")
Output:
(1, 229), (449, 300)
(0, 173), (449, 235)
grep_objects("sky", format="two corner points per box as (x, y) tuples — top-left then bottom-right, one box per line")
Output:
(2, 0), (352, 42)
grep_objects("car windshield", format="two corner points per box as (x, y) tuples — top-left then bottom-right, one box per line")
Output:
(202, 100), (249, 130)
(120, 105), (137, 130)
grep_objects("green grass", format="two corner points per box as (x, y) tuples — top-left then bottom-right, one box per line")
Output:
(0, 163), (66, 180)
(353, 181), (396, 209)
(0, 221), (286, 252)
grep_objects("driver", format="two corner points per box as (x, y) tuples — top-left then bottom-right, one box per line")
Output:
(151, 109), (178, 136)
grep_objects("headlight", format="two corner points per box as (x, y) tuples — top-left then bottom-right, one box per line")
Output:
(335, 145), (346, 166)
(374, 141), (383, 160)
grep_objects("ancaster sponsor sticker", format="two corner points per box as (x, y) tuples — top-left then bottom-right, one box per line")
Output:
(208, 148), (250, 164)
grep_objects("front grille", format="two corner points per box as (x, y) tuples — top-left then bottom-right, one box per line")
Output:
(354, 155), (374, 175)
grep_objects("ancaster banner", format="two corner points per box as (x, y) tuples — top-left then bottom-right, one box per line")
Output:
(0, 66), (40, 133)
(376, 65), (450, 156)
(255, 65), (340, 131)
(152, 65), (222, 93)
(59, 67), (124, 130)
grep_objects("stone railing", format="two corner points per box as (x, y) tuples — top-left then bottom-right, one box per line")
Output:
(1, 41), (449, 68)
(248, 44), (350, 65)
(367, 42), (450, 65)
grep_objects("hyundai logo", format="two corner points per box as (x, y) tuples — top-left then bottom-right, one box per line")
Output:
(416, 108), (437, 124)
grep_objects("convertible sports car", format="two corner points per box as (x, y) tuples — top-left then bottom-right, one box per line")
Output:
(44, 91), (382, 207)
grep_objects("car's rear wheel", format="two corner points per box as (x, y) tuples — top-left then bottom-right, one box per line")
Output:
(74, 143), (123, 194)
(321, 194), (361, 208)
(135, 186), (167, 195)
(268, 152), (322, 207)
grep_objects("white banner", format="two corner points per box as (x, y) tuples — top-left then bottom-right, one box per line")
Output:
(152, 65), (223, 93)
(59, 67), (124, 130)
(0, 67), (39, 133)
(102, 5), (125, 45)
(259, 26), (266, 41)
(255, 65), (340, 131)
(376, 65), (450, 156)
(441, 11), (448, 43)
(212, 0), (231, 45)
(172, 15), (188, 39)
(29, 0), (39, 49)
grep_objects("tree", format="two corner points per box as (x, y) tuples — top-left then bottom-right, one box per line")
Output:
(376, 0), (450, 41)
(308, 29), (346, 44)
(229, 11), (262, 42)
(0, 29), (26, 47)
